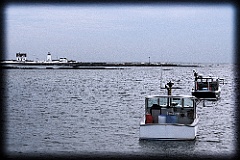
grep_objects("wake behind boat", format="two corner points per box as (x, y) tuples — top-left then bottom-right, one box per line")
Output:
(139, 81), (199, 140)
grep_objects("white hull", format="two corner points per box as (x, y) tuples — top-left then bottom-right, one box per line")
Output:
(139, 116), (199, 140)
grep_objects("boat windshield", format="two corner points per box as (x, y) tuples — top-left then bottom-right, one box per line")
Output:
(184, 98), (194, 107)
(146, 96), (194, 109)
(196, 79), (219, 91)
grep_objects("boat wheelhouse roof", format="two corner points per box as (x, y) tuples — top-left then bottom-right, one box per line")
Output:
(145, 95), (196, 99)
(196, 76), (219, 80)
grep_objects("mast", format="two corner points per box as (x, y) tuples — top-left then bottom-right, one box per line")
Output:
(165, 81), (174, 96)
(165, 81), (174, 107)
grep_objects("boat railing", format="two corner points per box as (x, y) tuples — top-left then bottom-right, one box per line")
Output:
(141, 112), (198, 127)
(144, 105), (195, 125)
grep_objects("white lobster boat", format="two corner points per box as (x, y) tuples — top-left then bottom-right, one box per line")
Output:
(139, 82), (199, 140)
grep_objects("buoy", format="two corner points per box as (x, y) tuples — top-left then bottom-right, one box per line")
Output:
(145, 113), (153, 123)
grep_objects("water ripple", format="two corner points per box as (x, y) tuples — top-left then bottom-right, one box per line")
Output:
(4, 64), (236, 157)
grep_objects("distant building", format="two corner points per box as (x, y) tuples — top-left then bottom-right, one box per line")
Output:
(16, 52), (27, 62)
(59, 58), (68, 63)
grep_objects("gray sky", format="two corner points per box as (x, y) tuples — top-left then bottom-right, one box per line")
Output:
(5, 4), (235, 63)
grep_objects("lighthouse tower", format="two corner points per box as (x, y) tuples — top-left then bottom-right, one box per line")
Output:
(46, 52), (52, 62)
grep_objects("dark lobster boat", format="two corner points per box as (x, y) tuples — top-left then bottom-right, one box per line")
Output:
(192, 70), (224, 101)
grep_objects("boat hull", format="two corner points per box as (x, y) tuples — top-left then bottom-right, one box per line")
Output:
(139, 117), (199, 140)
(192, 90), (220, 100)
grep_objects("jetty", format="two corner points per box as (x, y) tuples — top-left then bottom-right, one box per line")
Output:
(1, 52), (200, 69)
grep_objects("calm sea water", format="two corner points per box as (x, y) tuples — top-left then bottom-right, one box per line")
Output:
(3, 63), (237, 158)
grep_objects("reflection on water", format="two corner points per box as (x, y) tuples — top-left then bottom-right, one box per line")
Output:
(139, 140), (196, 155)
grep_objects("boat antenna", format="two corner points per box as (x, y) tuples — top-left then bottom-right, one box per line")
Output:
(193, 69), (198, 81)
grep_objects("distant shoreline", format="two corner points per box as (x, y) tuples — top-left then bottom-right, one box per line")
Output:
(1, 61), (200, 69)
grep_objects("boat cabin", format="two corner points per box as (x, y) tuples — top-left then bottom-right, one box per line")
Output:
(145, 95), (197, 125)
(192, 72), (224, 100)
(194, 76), (220, 91)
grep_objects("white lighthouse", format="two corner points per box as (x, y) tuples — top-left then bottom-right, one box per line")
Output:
(46, 52), (52, 62)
